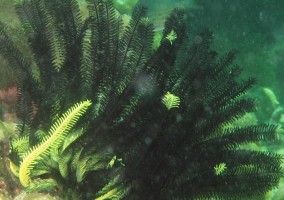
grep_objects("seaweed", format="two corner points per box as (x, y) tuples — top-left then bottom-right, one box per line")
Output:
(0, 0), (282, 199)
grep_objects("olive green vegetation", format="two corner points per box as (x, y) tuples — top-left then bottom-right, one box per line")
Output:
(0, 0), (89, 89)
(0, 0), (283, 199)
(0, 0), (21, 88)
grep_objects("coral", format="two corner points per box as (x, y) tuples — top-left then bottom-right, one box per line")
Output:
(13, 191), (58, 200)
(0, 84), (18, 122)
(263, 87), (280, 109)
(0, 85), (18, 107)
(0, 121), (18, 198)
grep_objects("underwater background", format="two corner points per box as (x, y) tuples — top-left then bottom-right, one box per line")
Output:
(0, 0), (284, 199)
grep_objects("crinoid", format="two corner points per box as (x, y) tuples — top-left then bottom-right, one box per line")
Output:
(0, 0), (282, 199)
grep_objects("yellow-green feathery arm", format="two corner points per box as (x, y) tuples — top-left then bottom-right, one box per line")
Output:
(19, 100), (92, 188)
(162, 92), (180, 110)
